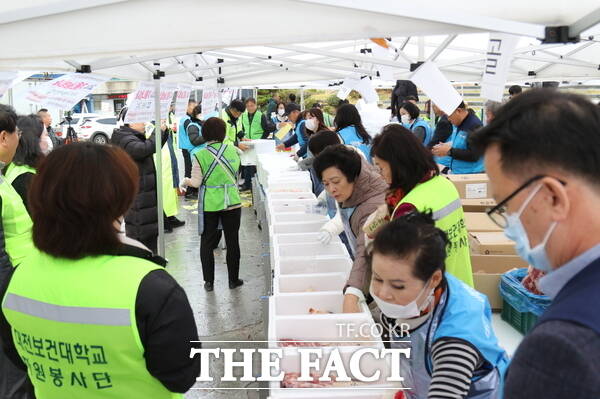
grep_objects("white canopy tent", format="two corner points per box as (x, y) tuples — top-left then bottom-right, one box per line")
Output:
(2, 0), (600, 255)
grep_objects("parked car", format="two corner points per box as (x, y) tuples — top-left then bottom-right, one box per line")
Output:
(77, 116), (119, 144)
(54, 113), (99, 140)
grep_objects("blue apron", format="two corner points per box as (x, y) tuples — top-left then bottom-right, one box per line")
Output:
(197, 144), (237, 235)
(390, 274), (509, 399)
(338, 126), (372, 162)
(450, 128), (485, 174)
(410, 118), (433, 147)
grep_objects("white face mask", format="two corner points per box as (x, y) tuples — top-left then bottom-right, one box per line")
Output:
(400, 114), (411, 125)
(305, 118), (318, 131)
(278, 109), (285, 116)
(370, 280), (434, 319)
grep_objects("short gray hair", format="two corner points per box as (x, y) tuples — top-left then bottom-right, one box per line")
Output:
(484, 100), (503, 116)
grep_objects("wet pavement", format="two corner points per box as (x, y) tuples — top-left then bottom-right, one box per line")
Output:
(165, 195), (267, 399)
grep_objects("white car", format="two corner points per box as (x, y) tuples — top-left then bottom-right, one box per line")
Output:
(77, 116), (119, 144)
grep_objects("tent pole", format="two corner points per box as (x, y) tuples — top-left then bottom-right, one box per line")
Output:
(300, 87), (305, 110)
(154, 71), (165, 257)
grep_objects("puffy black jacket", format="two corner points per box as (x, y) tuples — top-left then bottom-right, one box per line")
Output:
(111, 126), (168, 244)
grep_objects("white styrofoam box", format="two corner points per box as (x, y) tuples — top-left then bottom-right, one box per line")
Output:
(272, 232), (340, 245)
(267, 192), (316, 201)
(276, 242), (348, 259)
(240, 139), (276, 166)
(268, 180), (313, 193)
(277, 257), (353, 275)
(270, 220), (326, 235)
(275, 273), (347, 294)
(273, 291), (360, 316)
(272, 213), (328, 224)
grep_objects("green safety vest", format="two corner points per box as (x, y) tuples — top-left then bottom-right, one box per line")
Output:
(398, 175), (474, 287)
(220, 110), (242, 146)
(145, 125), (178, 218)
(195, 142), (241, 212)
(240, 111), (264, 140)
(5, 163), (36, 185)
(323, 112), (334, 128)
(0, 173), (34, 266)
(1, 251), (181, 399)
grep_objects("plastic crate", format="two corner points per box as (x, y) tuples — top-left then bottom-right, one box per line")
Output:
(499, 268), (551, 335)
(501, 299), (539, 335)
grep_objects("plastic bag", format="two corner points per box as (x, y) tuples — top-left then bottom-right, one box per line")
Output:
(499, 268), (551, 316)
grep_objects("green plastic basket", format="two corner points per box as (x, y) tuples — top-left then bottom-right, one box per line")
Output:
(501, 299), (539, 335)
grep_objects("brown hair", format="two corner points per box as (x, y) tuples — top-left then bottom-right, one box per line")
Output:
(28, 142), (139, 259)
(202, 117), (227, 142)
(308, 108), (329, 133)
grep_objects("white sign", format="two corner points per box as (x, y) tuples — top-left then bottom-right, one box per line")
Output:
(25, 73), (110, 110)
(125, 81), (154, 123)
(159, 83), (178, 118)
(337, 77), (360, 100)
(410, 61), (462, 115)
(0, 71), (32, 99)
(481, 33), (519, 102)
(220, 88), (236, 105)
(202, 89), (220, 114)
(125, 82), (177, 123)
(174, 84), (193, 118)
(355, 78), (379, 104)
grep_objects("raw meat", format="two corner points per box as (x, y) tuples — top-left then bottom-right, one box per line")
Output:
(522, 266), (546, 295)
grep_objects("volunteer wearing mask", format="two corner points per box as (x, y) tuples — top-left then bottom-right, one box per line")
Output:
(368, 125), (473, 286)
(0, 142), (200, 399)
(472, 89), (600, 398)
(313, 145), (387, 313)
(5, 115), (46, 213)
(196, 118), (243, 292)
(305, 108), (329, 136)
(399, 102), (432, 146)
(275, 103), (308, 158)
(271, 102), (289, 131)
(432, 102), (484, 174)
(334, 104), (372, 161)
(220, 100), (249, 152)
(370, 212), (508, 399)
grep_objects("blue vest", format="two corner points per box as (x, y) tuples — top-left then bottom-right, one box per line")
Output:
(537, 257), (600, 335)
(338, 126), (372, 162)
(392, 274), (509, 398)
(410, 118), (433, 147)
(178, 115), (192, 150)
(295, 120), (307, 146)
(450, 128), (485, 174)
(434, 126), (456, 167)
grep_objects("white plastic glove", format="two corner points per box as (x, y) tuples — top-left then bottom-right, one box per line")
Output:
(178, 181), (188, 193)
(318, 230), (333, 245)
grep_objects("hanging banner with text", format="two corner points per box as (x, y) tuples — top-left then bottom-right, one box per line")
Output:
(174, 84), (193, 118)
(410, 61), (462, 115)
(25, 73), (110, 110)
(480, 33), (519, 102)
(0, 71), (34, 99)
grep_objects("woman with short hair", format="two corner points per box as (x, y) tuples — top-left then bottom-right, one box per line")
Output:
(0, 142), (200, 399)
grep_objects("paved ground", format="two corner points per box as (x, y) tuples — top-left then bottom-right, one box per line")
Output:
(165, 195), (268, 399)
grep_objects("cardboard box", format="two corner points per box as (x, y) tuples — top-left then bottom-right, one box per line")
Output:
(471, 255), (528, 310)
(447, 174), (491, 199)
(464, 212), (502, 232)
(469, 232), (516, 255)
(461, 198), (496, 213)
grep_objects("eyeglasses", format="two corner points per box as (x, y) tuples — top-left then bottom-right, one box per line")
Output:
(486, 175), (566, 228)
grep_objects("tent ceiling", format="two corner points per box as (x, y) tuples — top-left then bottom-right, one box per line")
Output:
(1, 0), (600, 87)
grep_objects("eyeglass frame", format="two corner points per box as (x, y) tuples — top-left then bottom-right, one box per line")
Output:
(486, 174), (566, 228)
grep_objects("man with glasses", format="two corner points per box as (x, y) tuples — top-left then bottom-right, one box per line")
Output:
(472, 89), (600, 399)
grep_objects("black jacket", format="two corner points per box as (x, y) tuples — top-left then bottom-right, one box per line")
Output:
(111, 126), (168, 243)
(0, 241), (201, 394)
(391, 80), (418, 116)
(427, 115), (453, 149)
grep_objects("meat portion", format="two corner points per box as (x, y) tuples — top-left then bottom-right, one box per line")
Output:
(281, 372), (334, 388)
(308, 307), (332, 314)
(522, 266), (546, 295)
